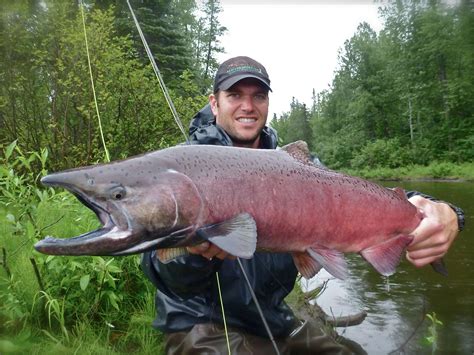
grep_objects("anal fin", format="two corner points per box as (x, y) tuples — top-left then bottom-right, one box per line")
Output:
(292, 251), (322, 279)
(307, 247), (348, 280)
(360, 234), (413, 276)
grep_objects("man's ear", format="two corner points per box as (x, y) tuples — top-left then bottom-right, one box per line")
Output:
(209, 94), (219, 116)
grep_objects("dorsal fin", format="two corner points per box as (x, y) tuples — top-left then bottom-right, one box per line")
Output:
(393, 187), (406, 199)
(281, 141), (313, 165)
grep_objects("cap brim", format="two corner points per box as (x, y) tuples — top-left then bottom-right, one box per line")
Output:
(217, 74), (272, 92)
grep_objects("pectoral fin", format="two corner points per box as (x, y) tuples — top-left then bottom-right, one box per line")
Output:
(196, 213), (257, 259)
(360, 234), (413, 276)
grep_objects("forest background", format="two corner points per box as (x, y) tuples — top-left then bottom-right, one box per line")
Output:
(1, 0), (473, 176)
(0, 0), (473, 353)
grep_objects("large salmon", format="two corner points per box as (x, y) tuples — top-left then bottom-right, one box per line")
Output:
(35, 141), (426, 279)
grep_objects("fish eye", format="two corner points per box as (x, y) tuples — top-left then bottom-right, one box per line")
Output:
(109, 186), (126, 200)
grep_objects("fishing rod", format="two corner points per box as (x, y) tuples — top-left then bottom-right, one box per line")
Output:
(125, 2), (280, 354)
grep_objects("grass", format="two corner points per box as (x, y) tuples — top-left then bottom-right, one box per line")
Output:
(344, 162), (474, 181)
(0, 142), (165, 354)
(0, 200), (165, 355)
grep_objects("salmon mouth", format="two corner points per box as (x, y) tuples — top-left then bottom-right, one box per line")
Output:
(34, 177), (195, 256)
(34, 182), (135, 255)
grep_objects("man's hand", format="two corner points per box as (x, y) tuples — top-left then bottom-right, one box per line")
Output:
(187, 242), (236, 261)
(407, 195), (459, 268)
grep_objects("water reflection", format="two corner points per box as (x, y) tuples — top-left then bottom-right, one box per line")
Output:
(302, 181), (474, 354)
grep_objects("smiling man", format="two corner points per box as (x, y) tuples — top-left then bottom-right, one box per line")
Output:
(210, 57), (271, 148)
(141, 56), (463, 355)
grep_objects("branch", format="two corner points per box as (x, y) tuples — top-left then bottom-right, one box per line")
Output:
(324, 310), (367, 327)
(30, 257), (45, 292)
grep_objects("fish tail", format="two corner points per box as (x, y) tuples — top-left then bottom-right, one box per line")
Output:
(431, 258), (448, 276)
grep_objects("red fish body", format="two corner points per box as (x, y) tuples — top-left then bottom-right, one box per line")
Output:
(35, 141), (422, 279)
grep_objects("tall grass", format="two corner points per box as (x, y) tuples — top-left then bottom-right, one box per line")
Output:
(0, 142), (164, 354)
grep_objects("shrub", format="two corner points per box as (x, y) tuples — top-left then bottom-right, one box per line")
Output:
(350, 138), (412, 169)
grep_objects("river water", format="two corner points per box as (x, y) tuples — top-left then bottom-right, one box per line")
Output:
(302, 181), (473, 354)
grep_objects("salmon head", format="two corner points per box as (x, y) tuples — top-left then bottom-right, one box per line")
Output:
(34, 152), (204, 256)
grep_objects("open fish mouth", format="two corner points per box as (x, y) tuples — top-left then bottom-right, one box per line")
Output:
(34, 183), (136, 255)
(72, 189), (110, 227)
(35, 179), (195, 256)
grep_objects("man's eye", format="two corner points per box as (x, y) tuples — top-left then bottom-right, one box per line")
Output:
(255, 94), (267, 101)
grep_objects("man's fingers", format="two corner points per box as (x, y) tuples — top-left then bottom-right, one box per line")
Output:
(187, 242), (235, 260)
(215, 249), (235, 260)
(408, 220), (444, 251)
(201, 244), (225, 260)
(187, 242), (210, 255)
(406, 253), (444, 268)
(407, 245), (447, 261)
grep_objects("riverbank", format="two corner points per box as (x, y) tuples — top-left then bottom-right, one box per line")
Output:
(343, 162), (474, 181)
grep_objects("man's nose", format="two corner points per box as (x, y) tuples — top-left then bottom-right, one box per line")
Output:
(240, 96), (254, 112)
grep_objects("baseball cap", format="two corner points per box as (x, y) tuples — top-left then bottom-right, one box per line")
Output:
(213, 56), (272, 93)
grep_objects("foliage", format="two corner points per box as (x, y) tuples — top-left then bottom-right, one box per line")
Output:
(274, 0), (474, 170)
(0, 1), (218, 171)
(0, 1), (222, 351)
(350, 138), (412, 169)
(422, 312), (443, 353)
(191, 0), (227, 92)
(0, 142), (161, 352)
(271, 98), (314, 149)
(344, 161), (474, 181)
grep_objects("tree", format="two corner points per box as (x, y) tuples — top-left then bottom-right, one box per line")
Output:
(301, 0), (474, 168)
(271, 98), (313, 149)
(0, 1), (208, 170)
(191, 0), (226, 92)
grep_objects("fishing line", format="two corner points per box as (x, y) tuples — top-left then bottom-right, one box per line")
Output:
(79, 0), (110, 163)
(255, 254), (292, 295)
(237, 258), (281, 355)
(126, 0), (189, 144)
(215, 272), (232, 355)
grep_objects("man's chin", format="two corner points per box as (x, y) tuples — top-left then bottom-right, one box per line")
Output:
(229, 134), (260, 148)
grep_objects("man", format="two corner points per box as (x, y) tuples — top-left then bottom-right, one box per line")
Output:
(142, 56), (464, 354)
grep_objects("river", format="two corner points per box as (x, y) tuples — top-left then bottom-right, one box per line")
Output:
(302, 181), (474, 354)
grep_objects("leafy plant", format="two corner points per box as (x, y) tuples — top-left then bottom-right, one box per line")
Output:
(428, 161), (457, 179)
(423, 312), (443, 353)
(0, 141), (158, 351)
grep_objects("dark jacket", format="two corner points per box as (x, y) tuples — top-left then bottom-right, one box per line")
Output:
(141, 104), (299, 338)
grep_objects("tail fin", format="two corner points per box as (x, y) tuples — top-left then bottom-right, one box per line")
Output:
(431, 258), (448, 276)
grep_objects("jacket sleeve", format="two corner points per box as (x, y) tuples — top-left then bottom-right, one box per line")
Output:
(141, 250), (223, 300)
(405, 190), (438, 202)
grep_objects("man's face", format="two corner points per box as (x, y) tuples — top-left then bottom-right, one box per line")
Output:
(209, 78), (269, 149)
